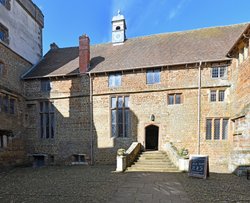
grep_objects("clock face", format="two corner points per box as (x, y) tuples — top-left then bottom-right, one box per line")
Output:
(115, 33), (121, 40)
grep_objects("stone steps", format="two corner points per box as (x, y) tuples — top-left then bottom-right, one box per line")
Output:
(126, 151), (179, 172)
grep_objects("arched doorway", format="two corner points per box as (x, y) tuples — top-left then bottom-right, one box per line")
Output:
(145, 125), (159, 150)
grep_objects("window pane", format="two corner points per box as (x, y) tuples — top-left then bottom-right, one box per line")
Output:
(111, 124), (116, 137)
(0, 95), (2, 112)
(175, 94), (181, 104)
(124, 96), (129, 108)
(108, 75), (114, 87)
(0, 31), (4, 41)
(46, 114), (50, 139)
(168, 95), (174, 105)
(146, 70), (153, 84)
(210, 90), (217, 102)
(125, 109), (130, 137)
(118, 97), (123, 108)
(50, 113), (54, 139)
(206, 119), (212, 140)
(222, 119), (228, 140)
(0, 63), (4, 77)
(50, 103), (55, 112)
(41, 80), (51, 92)
(111, 97), (116, 109)
(219, 67), (226, 78)
(154, 70), (160, 83)
(212, 67), (219, 78)
(109, 73), (121, 87)
(115, 74), (121, 86)
(3, 95), (8, 112)
(44, 101), (49, 113)
(40, 114), (44, 138)
(117, 109), (123, 137)
(214, 119), (220, 140)
(218, 90), (225, 102)
(40, 102), (43, 112)
(111, 110), (116, 137)
(9, 98), (15, 114)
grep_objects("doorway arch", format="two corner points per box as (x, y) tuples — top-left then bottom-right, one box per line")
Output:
(145, 125), (159, 150)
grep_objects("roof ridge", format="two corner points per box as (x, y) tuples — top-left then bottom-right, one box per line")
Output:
(53, 22), (249, 50)
(126, 22), (250, 41)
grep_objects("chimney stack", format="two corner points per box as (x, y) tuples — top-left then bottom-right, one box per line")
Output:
(79, 34), (90, 74)
(50, 42), (59, 50)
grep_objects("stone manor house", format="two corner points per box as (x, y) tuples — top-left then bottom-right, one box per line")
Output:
(1, 0), (250, 173)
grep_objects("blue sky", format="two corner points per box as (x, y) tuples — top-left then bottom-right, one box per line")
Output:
(33, 0), (250, 54)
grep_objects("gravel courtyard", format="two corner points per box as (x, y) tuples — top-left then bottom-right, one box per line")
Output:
(0, 165), (250, 203)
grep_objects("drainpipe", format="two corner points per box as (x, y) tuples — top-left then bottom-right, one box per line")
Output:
(89, 72), (94, 165)
(197, 61), (202, 155)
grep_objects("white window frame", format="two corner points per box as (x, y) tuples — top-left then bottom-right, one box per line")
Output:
(146, 69), (160, 84)
(108, 73), (121, 87)
(211, 66), (227, 79)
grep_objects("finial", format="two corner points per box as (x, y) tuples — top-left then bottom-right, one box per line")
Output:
(117, 9), (121, 15)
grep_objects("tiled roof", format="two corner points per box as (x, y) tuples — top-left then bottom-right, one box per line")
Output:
(23, 23), (249, 79)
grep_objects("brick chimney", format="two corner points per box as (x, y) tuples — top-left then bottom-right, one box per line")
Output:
(79, 34), (90, 74)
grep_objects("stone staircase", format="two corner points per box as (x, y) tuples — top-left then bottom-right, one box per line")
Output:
(126, 151), (179, 172)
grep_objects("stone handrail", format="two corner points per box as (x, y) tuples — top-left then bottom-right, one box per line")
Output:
(116, 142), (141, 172)
(125, 142), (141, 167)
(165, 143), (189, 172)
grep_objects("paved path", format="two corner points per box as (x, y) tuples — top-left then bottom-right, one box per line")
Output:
(110, 172), (192, 203)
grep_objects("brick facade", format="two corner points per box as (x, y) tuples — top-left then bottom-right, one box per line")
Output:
(24, 76), (91, 165)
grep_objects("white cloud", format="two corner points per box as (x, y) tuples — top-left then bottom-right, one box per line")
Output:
(168, 0), (188, 20)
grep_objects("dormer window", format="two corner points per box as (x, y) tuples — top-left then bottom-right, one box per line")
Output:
(109, 73), (121, 87)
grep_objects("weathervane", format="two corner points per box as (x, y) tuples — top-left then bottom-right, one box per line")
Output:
(118, 9), (121, 15)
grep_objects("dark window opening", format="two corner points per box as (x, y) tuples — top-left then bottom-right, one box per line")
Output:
(111, 96), (130, 138)
(72, 154), (86, 164)
(0, 62), (4, 77)
(0, 23), (9, 44)
(116, 26), (121, 30)
(0, 0), (10, 10)
(41, 79), (51, 92)
(33, 155), (45, 168)
(40, 101), (55, 139)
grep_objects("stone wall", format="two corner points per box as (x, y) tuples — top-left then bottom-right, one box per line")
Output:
(0, 43), (32, 167)
(0, 0), (43, 64)
(229, 39), (250, 172)
(92, 62), (233, 171)
(24, 75), (91, 165)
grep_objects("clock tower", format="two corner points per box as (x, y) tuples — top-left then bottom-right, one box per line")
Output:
(112, 10), (126, 45)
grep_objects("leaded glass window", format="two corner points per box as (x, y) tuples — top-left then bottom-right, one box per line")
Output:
(111, 96), (130, 138)
(40, 101), (55, 139)
(146, 69), (160, 84)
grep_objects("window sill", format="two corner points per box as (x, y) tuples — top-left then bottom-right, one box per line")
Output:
(71, 162), (88, 165)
